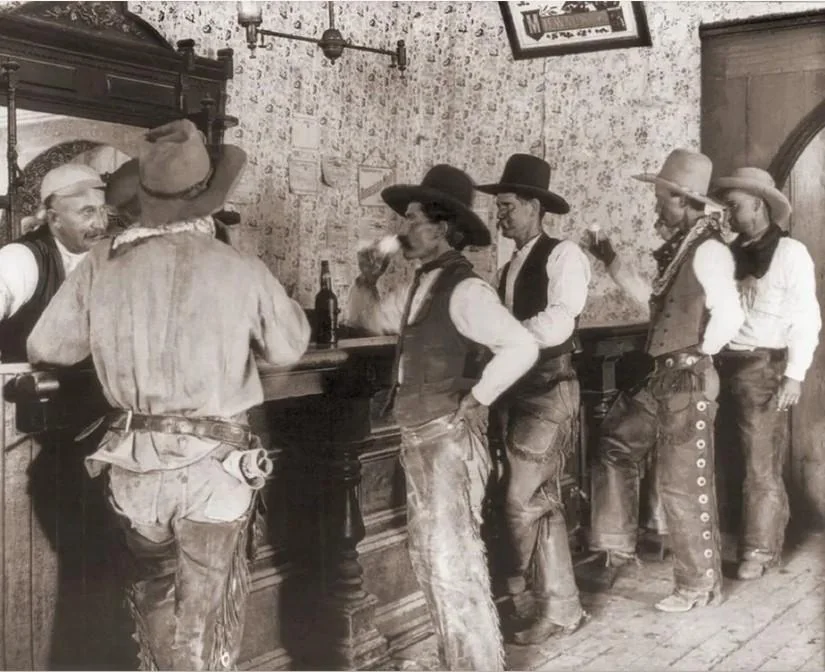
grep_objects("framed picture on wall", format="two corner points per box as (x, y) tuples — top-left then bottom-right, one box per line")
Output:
(500, 1), (652, 59)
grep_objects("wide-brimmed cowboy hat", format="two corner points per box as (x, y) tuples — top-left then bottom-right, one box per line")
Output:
(711, 166), (792, 228)
(137, 119), (247, 227)
(105, 158), (140, 217)
(476, 153), (570, 214)
(633, 149), (721, 208)
(381, 164), (491, 247)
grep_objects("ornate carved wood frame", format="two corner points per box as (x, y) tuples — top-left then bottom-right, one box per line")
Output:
(0, 0), (236, 238)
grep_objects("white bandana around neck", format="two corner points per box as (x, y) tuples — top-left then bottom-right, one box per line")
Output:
(111, 216), (216, 251)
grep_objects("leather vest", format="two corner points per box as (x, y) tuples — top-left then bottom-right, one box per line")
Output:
(0, 226), (65, 362)
(498, 234), (577, 359)
(646, 242), (710, 357)
(393, 259), (483, 427)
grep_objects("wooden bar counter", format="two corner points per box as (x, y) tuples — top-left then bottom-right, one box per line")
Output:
(0, 325), (648, 671)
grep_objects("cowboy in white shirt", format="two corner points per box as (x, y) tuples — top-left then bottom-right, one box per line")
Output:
(585, 149), (744, 612)
(347, 164), (538, 671)
(475, 154), (590, 645)
(712, 167), (821, 581)
(0, 163), (106, 361)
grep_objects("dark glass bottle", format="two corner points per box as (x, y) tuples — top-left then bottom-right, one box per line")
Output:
(315, 260), (338, 348)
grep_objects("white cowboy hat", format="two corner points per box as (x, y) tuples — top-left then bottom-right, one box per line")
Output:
(711, 166), (792, 228)
(633, 149), (722, 208)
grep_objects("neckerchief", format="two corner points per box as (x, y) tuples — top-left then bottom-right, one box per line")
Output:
(730, 223), (788, 280)
(650, 215), (721, 298)
(110, 216), (216, 256)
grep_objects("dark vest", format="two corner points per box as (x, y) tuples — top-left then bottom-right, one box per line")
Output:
(0, 226), (65, 362)
(646, 238), (717, 357)
(498, 234), (577, 358)
(393, 258), (482, 427)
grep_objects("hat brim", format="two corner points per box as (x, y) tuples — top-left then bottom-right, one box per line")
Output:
(106, 158), (140, 209)
(711, 177), (792, 227)
(475, 183), (570, 215)
(633, 173), (723, 209)
(52, 178), (105, 199)
(138, 145), (247, 227)
(381, 184), (492, 247)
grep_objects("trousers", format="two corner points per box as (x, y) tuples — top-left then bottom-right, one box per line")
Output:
(107, 451), (255, 671)
(590, 355), (724, 595)
(400, 414), (504, 672)
(716, 349), (790, 563)
(496, 354), (583, 626)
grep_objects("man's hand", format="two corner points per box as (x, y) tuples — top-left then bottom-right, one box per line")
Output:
(584, 229), (617, 266)
(776, 376), (802, 412)
(357, 246), (391, 284)
(450, 392), (489, 443)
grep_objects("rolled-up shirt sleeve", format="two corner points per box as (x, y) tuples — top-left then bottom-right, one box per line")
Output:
(345, 277), (408, 335)
(607, 256), (652, 313)
(253, 260), (311, 366)
(0, 243), (39, 320)
(693, 239), (745, 355)
(449, 278), (539, 406)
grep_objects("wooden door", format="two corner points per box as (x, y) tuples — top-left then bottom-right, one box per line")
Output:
(702, 10), (825, 526)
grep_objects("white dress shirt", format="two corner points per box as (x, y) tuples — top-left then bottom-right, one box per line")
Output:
(349, 268), (539, 406)
(0, 233), (85, 319)
(609, 238), (745, 356)
(498, 236), (591, 348)
(729, 237), (821, 381)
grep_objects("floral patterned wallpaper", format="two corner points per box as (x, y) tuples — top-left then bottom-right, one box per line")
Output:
(3, 1), (823, 325)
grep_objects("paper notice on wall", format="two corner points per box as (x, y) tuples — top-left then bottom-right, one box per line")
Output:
(288, 153), (318, 194)
(321, 155), (348, 188)
(291, 113), (320, 151)
(358, 149), (396, 207)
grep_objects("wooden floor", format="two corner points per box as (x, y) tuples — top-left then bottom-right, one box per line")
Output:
(389, 530), (825, 672)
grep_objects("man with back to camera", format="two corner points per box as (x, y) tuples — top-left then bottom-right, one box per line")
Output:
(348, 163), (538, 671)
(0, 163), (107, 361)
(28, 119), (310, 670)
(474, 153), (591, 644)
(585, 149), (745, 612)
(711, 166), (820, 581)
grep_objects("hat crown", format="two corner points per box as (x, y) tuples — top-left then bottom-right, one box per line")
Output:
(725, 166), (776, 189)
(657, 149), (713, 197)
(139, 119), (210, 195)
(498, 153), (551, 191)
(419, 164), (476, 209)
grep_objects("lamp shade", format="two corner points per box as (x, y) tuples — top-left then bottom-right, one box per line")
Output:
(237, 1), (262, 25)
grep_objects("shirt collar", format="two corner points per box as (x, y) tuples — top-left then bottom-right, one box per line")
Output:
(513, 233), (542, 259)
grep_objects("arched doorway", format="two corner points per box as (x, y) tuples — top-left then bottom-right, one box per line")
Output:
(702, 10), (825, 527)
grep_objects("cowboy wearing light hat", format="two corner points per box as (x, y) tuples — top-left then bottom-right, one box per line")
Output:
(585, 148), (745, 612)
(712, 167), (820, 581)
(28, 119), (311, 670)
(348, 164), (539, 670)
(0, 163), (107, 361)
(474, 154), (591, 645)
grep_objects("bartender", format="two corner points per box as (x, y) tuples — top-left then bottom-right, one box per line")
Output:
(0, 163), (107, 362)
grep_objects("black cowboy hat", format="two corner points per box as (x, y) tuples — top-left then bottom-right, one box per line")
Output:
(381, 164), (491, 247)
(476, 153), (570, 214)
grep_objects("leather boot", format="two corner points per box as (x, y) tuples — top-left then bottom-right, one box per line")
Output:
(512, 604), (589, 645)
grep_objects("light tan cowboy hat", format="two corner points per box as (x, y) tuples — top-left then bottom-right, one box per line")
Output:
(633, 149), (722, 208)
(381, 164), (492, 247)
(711, 166), (792, 228)
(476, 153), (570, 214)
(137, 119), (247, 227)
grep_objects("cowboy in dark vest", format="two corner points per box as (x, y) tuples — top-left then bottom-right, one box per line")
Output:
(585, 149), (744, 611)
(0, 163), (107, 362)
(711, 167), (820, 581)
(348, 165), (538, 671)
(28, 119), (311, 670)
(474, 154), (590, 644)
